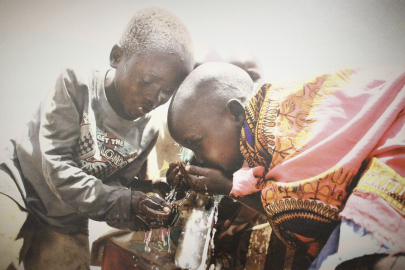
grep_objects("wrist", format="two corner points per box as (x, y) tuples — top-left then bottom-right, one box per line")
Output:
(217, 178), (233, 195)
(130, 190), (146, 216)
(207, 174), (233, 195)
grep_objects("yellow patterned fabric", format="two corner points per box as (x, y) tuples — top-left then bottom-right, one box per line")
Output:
(354, 157), (405, 216)
(241, 69), (354, 170)
(240, 70), (357, 258)
(235, 66), (405, 268)
(261, 165), (356, 258)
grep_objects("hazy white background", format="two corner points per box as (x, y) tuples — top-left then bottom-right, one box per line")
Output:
(1, 0), (404, 269)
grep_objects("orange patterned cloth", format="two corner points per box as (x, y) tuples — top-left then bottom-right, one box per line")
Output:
(233, 66), (405, 263)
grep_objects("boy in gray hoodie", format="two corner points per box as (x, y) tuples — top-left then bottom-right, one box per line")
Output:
(0, 7), (194, 270)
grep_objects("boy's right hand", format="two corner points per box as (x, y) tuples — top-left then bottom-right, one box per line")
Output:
(131, 191), (175, 229)
(182, 165), (233, 196)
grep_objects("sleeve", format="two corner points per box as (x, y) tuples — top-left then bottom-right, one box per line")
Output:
(39, 67), (133, 222)
(371, 108), (405, 177)
(340, 103), (405, 250)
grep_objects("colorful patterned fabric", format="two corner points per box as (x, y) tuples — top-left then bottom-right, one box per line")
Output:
(340, 157), (405, 250)
(353, 157), (405, 216)
(234, 66), (405, 263)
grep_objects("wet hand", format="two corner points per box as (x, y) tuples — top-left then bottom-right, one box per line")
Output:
(166, 162), (189, 198)
(131, 191), (177, 229)
(166, 161), (185, 188)
(183, 165), (233, 195)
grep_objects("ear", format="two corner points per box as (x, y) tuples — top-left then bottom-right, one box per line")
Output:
(110, 44), (124, 68)
(226, 99), (246, 126)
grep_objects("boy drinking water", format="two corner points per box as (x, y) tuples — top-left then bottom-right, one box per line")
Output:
(167, 62), (405, 269)
(0, 7), (193, 270)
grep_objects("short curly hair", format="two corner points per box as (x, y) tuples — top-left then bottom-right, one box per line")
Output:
(119, 7), (193, 57)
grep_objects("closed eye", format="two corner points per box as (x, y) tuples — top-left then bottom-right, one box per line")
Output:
(162, 87), (175, 95)
(141, 77), (151, 85)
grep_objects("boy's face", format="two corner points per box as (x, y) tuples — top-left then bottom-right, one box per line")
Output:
(113, 49), (193, 120)
(171, 102), (244, 174)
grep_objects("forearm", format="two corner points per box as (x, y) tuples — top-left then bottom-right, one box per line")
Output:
(229, 192), (267, 216)
(43, 160), (133, 222)
(211, 175), (233, 196)
(212, 177), (266, 215)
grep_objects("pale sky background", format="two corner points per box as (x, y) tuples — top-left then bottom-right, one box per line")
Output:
(1, 0), (405, 269)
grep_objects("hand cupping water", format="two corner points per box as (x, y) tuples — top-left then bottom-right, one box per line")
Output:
(166, 162), (233, 196)
(130, 191), (178, 230)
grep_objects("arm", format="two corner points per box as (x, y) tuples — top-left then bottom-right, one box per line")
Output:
(233, 191), (266, 216)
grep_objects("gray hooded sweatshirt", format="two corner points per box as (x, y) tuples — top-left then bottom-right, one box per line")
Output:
(0, 66), (160, 234)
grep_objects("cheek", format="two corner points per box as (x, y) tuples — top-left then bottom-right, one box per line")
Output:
(204, 139), (236, 166)
(121, 82), (142, 102)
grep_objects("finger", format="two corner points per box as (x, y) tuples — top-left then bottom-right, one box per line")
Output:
(223, 258), (230, 269)
(167, 161), (181, 173)
(167, 167), (181, 186)
(140, 196), (166, 212)
(184, 165), (208, 176)
(181, 170), (194, 189)
(145, 207), (171, 218)
(145, 209), (171, 226)
(141, 204), (171, 221)
(184, 174), (207, 194)
(167, 165), (180, 179)
(151, 196), (171, 209)
(174, 173), (185, 187)
(166, 162), (178, 176)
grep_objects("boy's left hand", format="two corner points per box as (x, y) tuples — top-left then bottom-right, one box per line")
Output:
(183, 165), (233, 195)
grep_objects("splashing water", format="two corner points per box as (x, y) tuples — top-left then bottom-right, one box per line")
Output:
(165, 188), (177, 204)
(210, 228), (217, 251)
(177, 190), (192, 207)
(209, 195), (223, 259)
(161, 228), (167, 246)
(144, 230), (152, 252)
(213, 196), (220, 224)
(167, 228), (171, 253)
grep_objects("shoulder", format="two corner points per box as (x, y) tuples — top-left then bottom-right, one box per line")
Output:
(58, 64), (102, 86)
(55, 64), (109, 101)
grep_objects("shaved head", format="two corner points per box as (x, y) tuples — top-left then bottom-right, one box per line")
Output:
(169, 62), (253, 121)
(168, 62), (253, 172)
